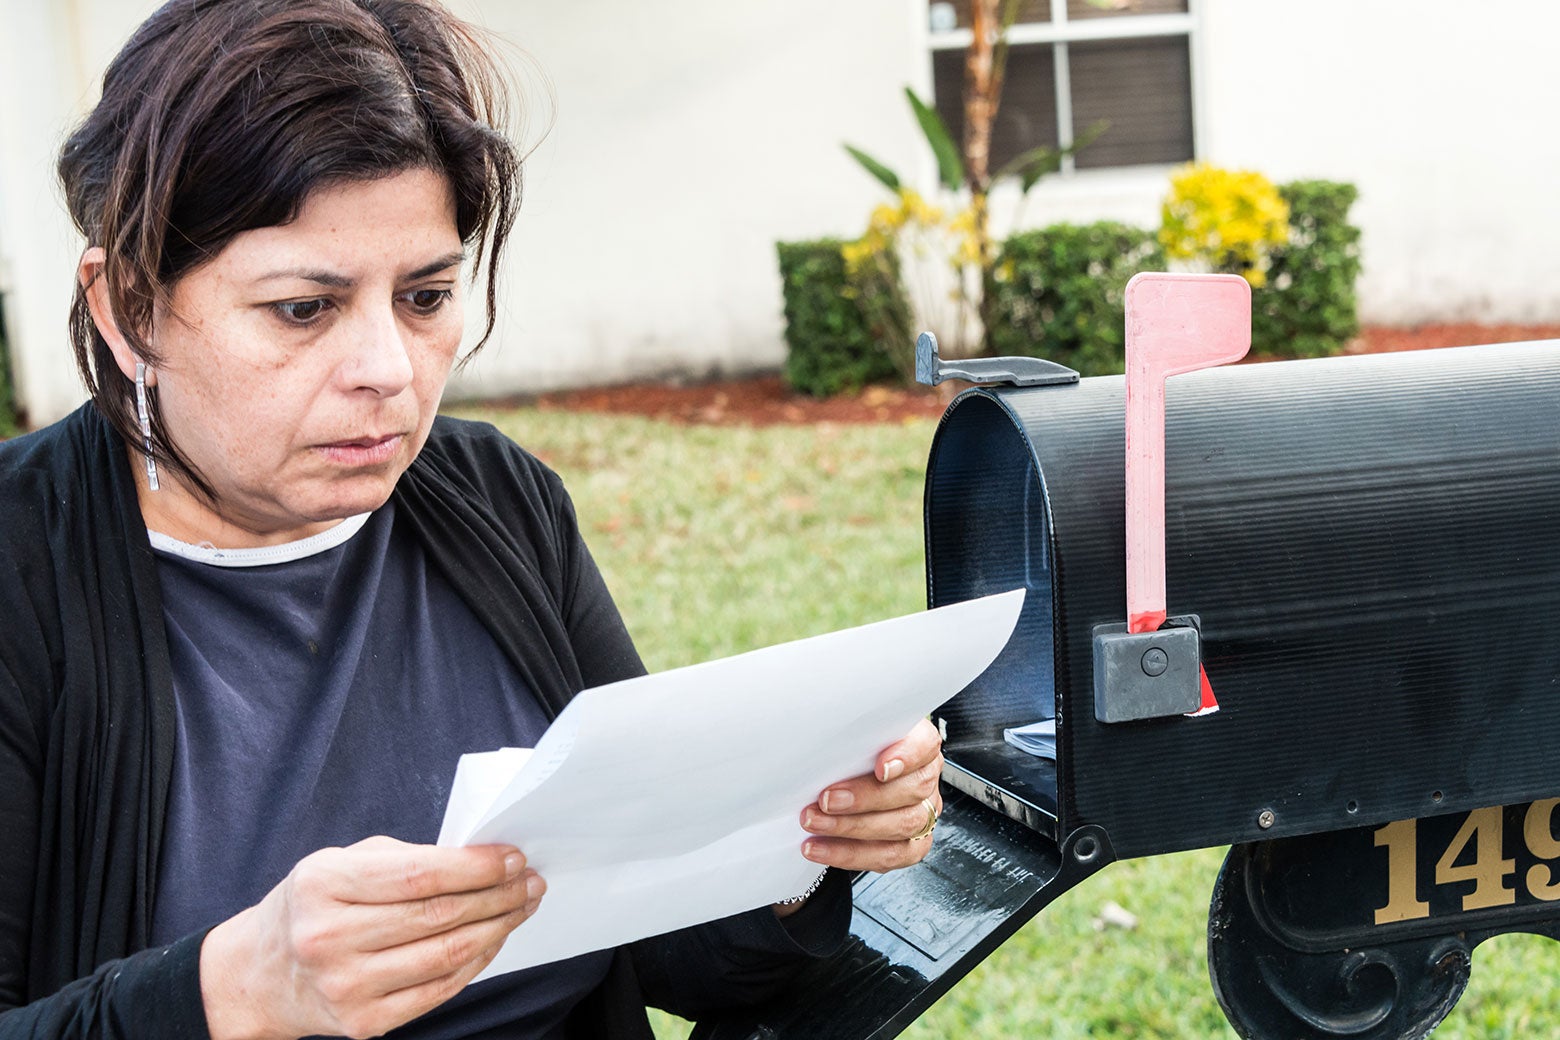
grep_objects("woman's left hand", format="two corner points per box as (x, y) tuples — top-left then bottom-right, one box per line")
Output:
(798, 717), (944, 874)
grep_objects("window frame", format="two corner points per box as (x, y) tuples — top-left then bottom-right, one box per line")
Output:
(926, 0), (1201, 175)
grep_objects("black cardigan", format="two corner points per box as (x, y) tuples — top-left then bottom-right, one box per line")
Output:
(0, 406), (847, 1039)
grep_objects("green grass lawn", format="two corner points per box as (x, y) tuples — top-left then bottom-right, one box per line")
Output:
(451, 403), (1560, 1039)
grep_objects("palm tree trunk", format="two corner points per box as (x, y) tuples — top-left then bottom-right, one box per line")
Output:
(965, 0), (999, 192)
(965, 0), (1022, 353)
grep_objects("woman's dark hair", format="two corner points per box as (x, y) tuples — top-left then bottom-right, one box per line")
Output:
(58, 0), (521, 490)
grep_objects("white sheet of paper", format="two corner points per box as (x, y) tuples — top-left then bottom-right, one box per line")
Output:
(439, 588), (1025, 980)
(436, 747), (533, 848)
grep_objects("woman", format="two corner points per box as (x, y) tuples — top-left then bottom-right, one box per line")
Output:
(0, 2), (944, 1038)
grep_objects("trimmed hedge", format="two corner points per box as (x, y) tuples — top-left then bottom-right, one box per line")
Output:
(0, 298), (17, 437)
(988, 221), (1165, 376)
(988, 181), (1360, 374)
(777, 239), (912, 397)
(778, 179), (1359, 392)
(1252, 180), (1361, 358)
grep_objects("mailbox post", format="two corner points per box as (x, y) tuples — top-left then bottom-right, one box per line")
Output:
(697, 278), (1560, 1040)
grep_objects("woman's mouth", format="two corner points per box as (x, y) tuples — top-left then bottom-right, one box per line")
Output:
(317, 433), (405, 467)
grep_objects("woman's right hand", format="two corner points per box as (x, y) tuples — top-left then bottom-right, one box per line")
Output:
(198, 835), (544, 1040)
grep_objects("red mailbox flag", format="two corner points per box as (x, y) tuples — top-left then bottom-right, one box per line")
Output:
(1124, 273), (1251, 714)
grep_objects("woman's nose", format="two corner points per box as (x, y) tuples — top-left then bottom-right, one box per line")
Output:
(342, 307), (415, 396)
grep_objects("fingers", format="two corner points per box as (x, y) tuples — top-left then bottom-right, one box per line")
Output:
(349, 868), (545, 952)
(320, 837), (523, 904)
(802, 790), (942, 843)
(798, 719), (945, 875)
(350, 956), (499, 1040)
(315, 940), (506, 1040)
(872, 718), (943, 783)
(303, 862), (541, 1037)
(816, 722), (943, 819)
(802, 833), (936, 873)
(209, 840), (548, 1040)
(816, 754), (942, 818)
(322, 903), (531, 1005)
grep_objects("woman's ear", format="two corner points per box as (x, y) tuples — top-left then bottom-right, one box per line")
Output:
(78, 246), (153, 386)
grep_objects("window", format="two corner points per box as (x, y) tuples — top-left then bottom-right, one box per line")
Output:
(927, 0), (1196, 174)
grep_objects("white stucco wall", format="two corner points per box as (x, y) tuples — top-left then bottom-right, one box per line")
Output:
(0, 1), (98, 425)
(3, 0), (1558, 424)
(1196, 0), (1560, 324)
(441, 0), (931, 399)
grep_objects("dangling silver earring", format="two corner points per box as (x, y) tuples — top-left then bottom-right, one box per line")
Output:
(135, 361), (160, 491)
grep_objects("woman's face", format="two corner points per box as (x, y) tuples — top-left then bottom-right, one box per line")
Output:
(131, 168), (467, 546)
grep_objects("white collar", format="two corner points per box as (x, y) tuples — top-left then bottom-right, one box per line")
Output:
(147, 512), (373, 568)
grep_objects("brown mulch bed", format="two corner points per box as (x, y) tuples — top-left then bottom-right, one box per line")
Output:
(533, 377), (947, 426)
(1346, 322), (1560, 353)
(530, 323), (1560, 427)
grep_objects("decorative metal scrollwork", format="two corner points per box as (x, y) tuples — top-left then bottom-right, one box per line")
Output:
(1210, 840), (1475, 1039)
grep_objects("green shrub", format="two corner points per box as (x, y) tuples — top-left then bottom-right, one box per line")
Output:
(776, 239), (912, 397)
(0, 299), (18, 438)
(987, 221), (1164, 376)
(986, 181), (1360, 374)
(0, 362), (14, 439)
(1252, 180), (1361, 358)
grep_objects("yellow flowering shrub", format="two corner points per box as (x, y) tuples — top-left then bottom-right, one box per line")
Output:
(1159, 163), (1290, 287)
(831, 186), (987, 376)
(842, 188), (976, 288)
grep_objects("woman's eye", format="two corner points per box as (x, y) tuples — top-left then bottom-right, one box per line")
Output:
(272, 299), (330, 324)
(404, 288), (453, 314)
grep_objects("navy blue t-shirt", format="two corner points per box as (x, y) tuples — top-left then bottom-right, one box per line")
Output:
(147, 503), (612, 1039)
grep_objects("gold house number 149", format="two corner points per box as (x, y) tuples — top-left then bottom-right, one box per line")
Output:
(1374, 798), (1560, 925)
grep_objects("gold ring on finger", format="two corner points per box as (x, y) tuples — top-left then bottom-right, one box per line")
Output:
(910, 796), (938, 841)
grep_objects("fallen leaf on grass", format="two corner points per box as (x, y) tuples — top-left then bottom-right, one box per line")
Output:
(1091, 901), (1139, 932)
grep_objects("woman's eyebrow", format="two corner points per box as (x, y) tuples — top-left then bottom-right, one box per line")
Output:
(256, 267), (354, 288)
(405, 250), (468, 281)
(255, 251), (467, 287)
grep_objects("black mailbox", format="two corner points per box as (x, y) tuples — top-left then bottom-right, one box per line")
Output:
(928, 338), (1560, 859)
(700, 334), (1560, 1040)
